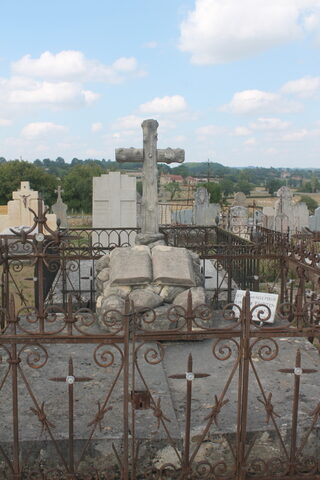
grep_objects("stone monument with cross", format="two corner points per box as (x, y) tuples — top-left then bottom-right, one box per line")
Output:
(116, 119), (184, 244)
(52, 185), (68, 228)
(0, 181), (57, 233)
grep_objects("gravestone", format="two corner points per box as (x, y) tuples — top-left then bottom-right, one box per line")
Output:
(171, 208), (193, 225)
(309, 207), (320, 232)
(230, 206), (248, 231)
(92, 172), (137, 246)
(293, 202), (309, 232)
(0, 181), (56, 232)
(232, 191), (247, 207)
(193, 187), (220, 226)
(274, 187), (309, 233)
(262, 206), (275, 229)
(116, 119), (184, 239)
(51, 186), (68, 228)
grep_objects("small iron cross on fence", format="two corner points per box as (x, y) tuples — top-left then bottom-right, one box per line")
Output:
(50, 357), (92, 476)
(279, 349), (317, 474)
(169, 353), (210, 474)
(116, 119), (185, 234)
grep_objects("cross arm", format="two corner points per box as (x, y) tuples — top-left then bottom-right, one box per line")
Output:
(115, 147), (185, 164)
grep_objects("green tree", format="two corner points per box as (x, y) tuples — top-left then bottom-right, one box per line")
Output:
(62, 164), (105, 212)
(220, 178), (234, 196)
(0, 160), (58, 206)
(201, 182), (221, 203)
(234, 181), (254, 196)
(299, 195), (318, 214)
(266, 178), (284, 196)
(164, 181), (181, 200)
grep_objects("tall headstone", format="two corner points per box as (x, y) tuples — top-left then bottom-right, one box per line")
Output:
(293, 202), (309, 232)
(262, 207), (275, 229)
(309, 207), (320, 232)
(116, 119), (184, 238)
(193, 187), (220, 225)
(0, 181), (56, 232)
(51, 186), (68, 228)
(274, 187), (309, 233)
(93, 172), (137, 228)
(230, 206), (248, 231)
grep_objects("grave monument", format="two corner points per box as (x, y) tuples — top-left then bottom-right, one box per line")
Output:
(0, 181), (56, 233)
(230, 192), (248, 232)
(51, 186), (68, 228)
(274, 186), (309, 234)
(193, 186), (220, 226)
(309, 206), (320, 232)
(96, 120), (206, 328)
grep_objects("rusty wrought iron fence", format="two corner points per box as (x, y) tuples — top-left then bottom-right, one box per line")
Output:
(1, 209), (320, 479)
(1, 288), (320, 479)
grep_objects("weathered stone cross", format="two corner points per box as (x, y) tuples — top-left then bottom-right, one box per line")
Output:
(55, 185), (64, 201)
(116, 119), (185, 234)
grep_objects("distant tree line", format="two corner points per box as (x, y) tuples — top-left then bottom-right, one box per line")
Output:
(0, 157), (319, 213)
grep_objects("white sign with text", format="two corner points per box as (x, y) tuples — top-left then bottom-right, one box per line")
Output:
(233, 290), (279, 324)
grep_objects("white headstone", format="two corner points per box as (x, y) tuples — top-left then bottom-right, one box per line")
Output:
(93, 172), (137, 228)
(309, 206), (320, 232)
(274, 187), (309, 233)
(262, 207), (275, 229)
(0, 181), (57, 232)
(92, 172), (137, 247)
(193, 187), (220, 225)
(230, 205), (248, 230)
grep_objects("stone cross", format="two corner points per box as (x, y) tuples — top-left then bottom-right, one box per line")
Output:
(116, 119), (184, 234)
(55, 185), (64, 200)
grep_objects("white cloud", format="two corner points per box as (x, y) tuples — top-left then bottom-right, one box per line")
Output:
(111, 115), (145, 131)
(281, 76), (320, 97)
(221, 89), (300, 114)
(139, 95), (187, 114)
(234, 126), (251, 136)
(91, 122), (103, 133)
(21, 122), (67, 138)
(12, 51), (145, 83)
(143, 41), (158, 48)
(244, 137), (256, 145)
(0, 77), (99, 107)
(0, 118), (12, 126)
(179, 0), (320, 64)
(250, 117), (290, 130)
(196, 124), (226, 138)
(282, 128), (320, 142)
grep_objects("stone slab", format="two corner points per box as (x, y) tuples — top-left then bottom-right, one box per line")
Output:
(162, 333), (320, 435)
(152, 245), (195, 287)
(110, 246), (152, 285)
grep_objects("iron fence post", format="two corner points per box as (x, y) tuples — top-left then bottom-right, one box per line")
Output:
(236, 290), (251, 480)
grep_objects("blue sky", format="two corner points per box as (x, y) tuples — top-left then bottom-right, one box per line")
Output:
(0, 0), (319, 168)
